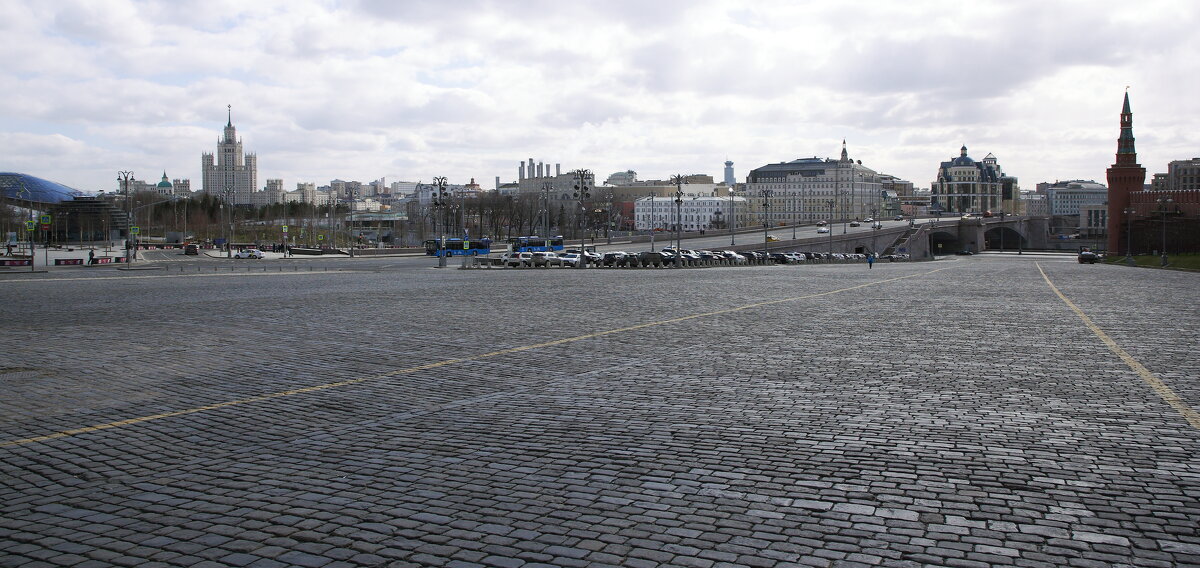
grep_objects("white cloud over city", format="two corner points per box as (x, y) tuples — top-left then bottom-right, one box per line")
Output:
(1, 0), (1197, 192)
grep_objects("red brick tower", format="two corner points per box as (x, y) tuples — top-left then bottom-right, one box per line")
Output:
(1106, 92), (1146, 254)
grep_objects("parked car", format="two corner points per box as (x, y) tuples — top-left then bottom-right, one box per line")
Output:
(560, 253), (583, 267)
(720, 251), (747, 263)
(1078, 249), (1100, 264)
(531, 251), (562, 267)
(602, 251), (629, 266)
(503, 252), (533, 267)
(638, 251), (664, 267)
(183, 244), (199, 255)
(233, 248), (263, 259)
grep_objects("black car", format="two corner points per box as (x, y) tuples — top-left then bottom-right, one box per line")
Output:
(183, 244), (199, 255)
(638, 251), (664, 267)
(601, 252), (626, 266)
(1078, 250), (1100, 264)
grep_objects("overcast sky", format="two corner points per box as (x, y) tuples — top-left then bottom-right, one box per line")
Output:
(3, 0), (1198, 194)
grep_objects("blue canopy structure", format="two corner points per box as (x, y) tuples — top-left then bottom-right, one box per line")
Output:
(0, 172), (87, 205)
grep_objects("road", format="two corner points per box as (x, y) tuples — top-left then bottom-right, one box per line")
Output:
(1, 255), (1197, 567)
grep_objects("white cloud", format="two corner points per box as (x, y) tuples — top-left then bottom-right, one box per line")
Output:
(1, 0), (1197, 193)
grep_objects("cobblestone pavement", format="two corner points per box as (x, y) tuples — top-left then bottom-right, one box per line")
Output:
(1, 255), (1198, 568)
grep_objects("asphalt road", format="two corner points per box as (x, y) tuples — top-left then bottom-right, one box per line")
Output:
(1, 255), (1197, 567)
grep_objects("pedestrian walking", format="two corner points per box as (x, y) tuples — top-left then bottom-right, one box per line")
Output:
(867, 253), (875, 269)
(88, 249), (95, 265)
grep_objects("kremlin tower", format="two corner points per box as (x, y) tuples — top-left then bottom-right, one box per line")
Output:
(1106, 92), (1146, 254)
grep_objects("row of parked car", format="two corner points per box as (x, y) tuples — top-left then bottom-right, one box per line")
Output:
(500, 248), (909, 268)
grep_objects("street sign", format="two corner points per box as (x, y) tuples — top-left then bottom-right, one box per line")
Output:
(130, 226), (141, 235)
(282, 225), (288, 233)
(24, 220), (35, 230)
(317, 234), (325, 241)
(39, 214), (51, 224)
(40, 224), (50, 231)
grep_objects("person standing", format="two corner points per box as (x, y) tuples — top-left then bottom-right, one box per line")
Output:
(867, 253), (875, 269)
(88, 249), (95, 265)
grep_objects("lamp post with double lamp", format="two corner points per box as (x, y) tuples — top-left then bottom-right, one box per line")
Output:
(221, 186), (234, 258)
(826, 199), (835, 260)
(871, 214), (882, 256)
(431, 177), (450, 268)
(729, 187), (736, 246)
(1123, 207), (1136, 266)
(572, 170), (591, 269)
(16, 185), (34, 272)
(603, 191), (613, 244)
(1158, 196), (1173, 267)
(670, 174), (687, 253)
(646, 193), (657, 252)
(760, 189), (772, 262)
(348, 189), (359, 258)
(118, 171), (134, 264)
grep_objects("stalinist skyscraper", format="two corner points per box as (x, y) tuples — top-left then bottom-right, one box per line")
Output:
(202, 105), (258, 204)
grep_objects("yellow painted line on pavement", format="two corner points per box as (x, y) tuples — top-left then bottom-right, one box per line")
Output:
(1037, 263), (1200, 429)
(1, 267), (954, 448)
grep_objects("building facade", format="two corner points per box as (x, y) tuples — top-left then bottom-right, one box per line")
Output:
(1038, 180), (1109, 216)
(746, 142), (884, 225)
(930, 146), (1019, 215)
(202, 107), (259, 204)
(634, 195), (749, 232)
(1150, 157), (1200, 191)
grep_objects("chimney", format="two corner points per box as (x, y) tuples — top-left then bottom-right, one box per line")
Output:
(519, 162), (525, 181)
(495, 176), (500, 191)
(556, 163), (561, 176)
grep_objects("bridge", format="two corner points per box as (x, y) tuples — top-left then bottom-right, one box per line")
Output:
(716, 216), (1071, 259)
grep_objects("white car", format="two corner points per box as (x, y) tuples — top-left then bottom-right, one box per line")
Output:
(233, 249), (263, 259)
(503, 252), (533, 267)
(560, 253), (582, 267)
(817, 227), (830, 234)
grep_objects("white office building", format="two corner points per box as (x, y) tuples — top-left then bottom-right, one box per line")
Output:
(634, 195), (748, 232)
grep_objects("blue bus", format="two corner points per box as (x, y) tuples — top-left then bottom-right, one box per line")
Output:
(424, 238), (492, 257)
(508, 236), (565, 253)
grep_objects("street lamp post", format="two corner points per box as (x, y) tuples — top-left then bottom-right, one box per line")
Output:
(348, 189), (358, 258)
(1158, 196), (1173, 267)
(826, 199), (834, 260)
(221, 186), (234, 258)
(760, 189), (772, 262)
(432, 177), (449, 268)
(573, 170), (591, 269)
(17, 185), (34, 272)
(604, 191), (613, 245)
(729, 187), (736, 246)
(671, 175), (686, 254)
(872, 217), (882, 256)
(118, 171), (134, 264)
(1123, 207), (1136, 266)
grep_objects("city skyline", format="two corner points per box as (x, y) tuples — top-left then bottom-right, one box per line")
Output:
(2, 0), (1198, 193)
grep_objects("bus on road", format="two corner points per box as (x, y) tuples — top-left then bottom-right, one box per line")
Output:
(424, 238), (492, 257)
(507, 236), (564, 253)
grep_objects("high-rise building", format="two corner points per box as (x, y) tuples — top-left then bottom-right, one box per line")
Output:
(724, 161), (735, 186)
(202, 106), (259, 204)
